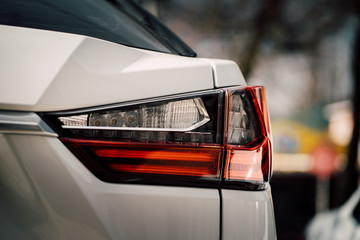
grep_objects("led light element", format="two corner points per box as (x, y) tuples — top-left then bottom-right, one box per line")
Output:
(58, 115), (87, 126)
(227, 91), (261, 145)
(61, 138), (222, 182)
(224, 140), (271, 183)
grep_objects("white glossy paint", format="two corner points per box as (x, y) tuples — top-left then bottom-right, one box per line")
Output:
(0, 25), (212, 111)
(0, 25), (247, 112)
(222, 188), (277, 240)
(0, 25), (84, 108)
(202, 58), (246, 87)
(0, 133), (220, 239)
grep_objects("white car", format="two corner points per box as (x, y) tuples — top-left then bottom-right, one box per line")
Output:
(0, 0), (276, 239)
(306, 186), (360, 240)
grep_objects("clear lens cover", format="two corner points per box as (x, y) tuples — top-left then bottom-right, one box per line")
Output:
(60, 97), (209, 132)
(48, 92), (222, 145)
(227, 90), (262, 146)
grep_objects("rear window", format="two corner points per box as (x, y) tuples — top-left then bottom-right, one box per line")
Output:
(0, 0), (196, 57)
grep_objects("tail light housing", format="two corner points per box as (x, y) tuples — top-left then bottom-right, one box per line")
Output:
(223, 87), (272, 189)
(41, 86), (272, 190)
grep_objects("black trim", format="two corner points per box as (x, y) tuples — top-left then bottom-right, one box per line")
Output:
(218, 188), (223, 240)
(0, 0), (196, 57)
(221, 181), (268, 191)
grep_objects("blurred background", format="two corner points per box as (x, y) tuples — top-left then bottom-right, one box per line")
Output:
(138, 0), (360, 239)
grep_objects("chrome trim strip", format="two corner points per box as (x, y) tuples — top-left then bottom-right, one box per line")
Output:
(0, 111), (57, 137)
(61, 117), (210, 132)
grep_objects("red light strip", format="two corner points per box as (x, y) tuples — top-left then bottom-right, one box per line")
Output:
(97, 148), (221, 177)
(62, 138), (222, 178)
(108, 164), (217, 177)
(224, 147), (265, 182)
(94, 149), (217, 162)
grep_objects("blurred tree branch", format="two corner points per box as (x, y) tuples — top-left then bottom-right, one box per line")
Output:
(239, 0), (282, 78)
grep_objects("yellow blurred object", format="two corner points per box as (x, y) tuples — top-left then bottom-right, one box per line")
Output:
(271, 120), (347, 173)
(272, 120), (327, 154)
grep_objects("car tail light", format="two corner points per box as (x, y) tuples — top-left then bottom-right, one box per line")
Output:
(223, 87), (272, 189)
(41, 86), (272, 189)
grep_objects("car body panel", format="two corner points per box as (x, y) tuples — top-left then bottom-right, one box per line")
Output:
(0, 25), (246, 112)
(0, 25), (84, 110)
(222, 188), (277, 240)
(0, 26), (203, 112)
(201, 58), (246, 88)
(0, 127), (220, 239)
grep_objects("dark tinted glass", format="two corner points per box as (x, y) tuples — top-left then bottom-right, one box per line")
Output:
(0, 0), (196, 56)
